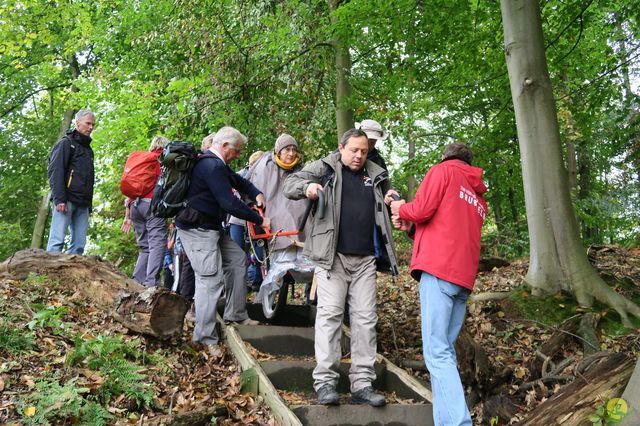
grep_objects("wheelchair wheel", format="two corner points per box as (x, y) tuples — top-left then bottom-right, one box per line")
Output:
(261, 276), (289, 319)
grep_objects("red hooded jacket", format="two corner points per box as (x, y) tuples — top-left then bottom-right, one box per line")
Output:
(399, 159), (487, 290)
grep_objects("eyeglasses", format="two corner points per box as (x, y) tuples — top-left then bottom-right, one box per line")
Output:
(281, 146), (298, 153)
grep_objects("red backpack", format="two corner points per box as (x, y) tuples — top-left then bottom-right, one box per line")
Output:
(120, 151), (160, 199)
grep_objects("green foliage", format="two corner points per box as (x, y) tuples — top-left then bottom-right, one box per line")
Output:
(0, 0), (638, 263)
(16, 377), (113, 426)
(0, 318), (34, 355)
(27, 305), (69, 333)
(67, 335), (154, 407)
(100, 358), (154, 407)
(589, 398), (629, 425)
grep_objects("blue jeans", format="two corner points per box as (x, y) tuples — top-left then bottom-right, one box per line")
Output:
(420, 272), (472, 426)
(46, 201), (89, 254)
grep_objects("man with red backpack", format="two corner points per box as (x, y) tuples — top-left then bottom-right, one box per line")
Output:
(121, 136), (169, 286)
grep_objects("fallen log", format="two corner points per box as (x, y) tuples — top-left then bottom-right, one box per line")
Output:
(114, 286), (188, 339)
(519, 352), (634, 425)
(0, 249), (187, 339)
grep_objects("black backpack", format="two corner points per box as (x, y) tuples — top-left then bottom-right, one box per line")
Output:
(150, 141), (199, 218)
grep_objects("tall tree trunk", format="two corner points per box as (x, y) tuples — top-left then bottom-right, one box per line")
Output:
(328, 0), (354, 141)
(31, 54), (80, 249)
(500, 0), (640, 326)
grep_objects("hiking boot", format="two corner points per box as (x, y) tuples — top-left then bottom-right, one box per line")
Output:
(316, 384), (340, 405)
(351, 386), (386, 407)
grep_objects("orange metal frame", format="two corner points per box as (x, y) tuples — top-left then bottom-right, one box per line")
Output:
(247, 206), (300, 240)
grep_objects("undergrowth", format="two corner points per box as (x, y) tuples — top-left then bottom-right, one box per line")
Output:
(66, 335), (155, 407)
(17, 376), (113, 426)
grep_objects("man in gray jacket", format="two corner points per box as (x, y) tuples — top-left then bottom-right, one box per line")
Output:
(284, 128), (398, 407)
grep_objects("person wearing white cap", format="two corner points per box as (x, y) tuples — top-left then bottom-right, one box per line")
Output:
(355, 119), (400, 273)
(355, 119), (389, 171)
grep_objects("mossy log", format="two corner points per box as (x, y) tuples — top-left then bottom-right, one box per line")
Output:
(0, 249), (187, 339)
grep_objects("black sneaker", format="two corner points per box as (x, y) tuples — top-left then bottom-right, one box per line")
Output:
(351, 386), (386, 407)
(316, 384), (340, 405)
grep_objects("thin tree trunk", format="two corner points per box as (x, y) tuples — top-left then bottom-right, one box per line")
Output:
(500, 0), (640, 326)
(577, 146), (597, 241)
(407, 136), (416, 201)
(507, 185), (520, 235)
(492, 194), (504, 234)
(328, 0), (354, 141)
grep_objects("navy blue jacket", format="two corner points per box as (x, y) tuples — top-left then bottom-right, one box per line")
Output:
(47, 129), (95, 208)
(175, 155), (263, 230)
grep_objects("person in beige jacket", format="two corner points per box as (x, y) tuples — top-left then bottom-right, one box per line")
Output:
(283, 128), (398, 407)
(249, 134), (315, 316)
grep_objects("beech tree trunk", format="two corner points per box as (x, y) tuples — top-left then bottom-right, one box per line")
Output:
(328, 0), (354, 140)
(0, 249), (188, 339)
(500, 0), (640, 326)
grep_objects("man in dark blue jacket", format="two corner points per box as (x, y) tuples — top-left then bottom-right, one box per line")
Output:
(176, 126), (270, 358)
(46, 109), (96, 254)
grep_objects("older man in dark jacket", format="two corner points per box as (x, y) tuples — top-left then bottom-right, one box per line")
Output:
(176, 126), (269, 359)
(46, 109), (96, 254)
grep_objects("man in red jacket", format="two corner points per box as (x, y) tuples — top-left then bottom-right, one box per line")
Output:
(389, 143), (487, 426)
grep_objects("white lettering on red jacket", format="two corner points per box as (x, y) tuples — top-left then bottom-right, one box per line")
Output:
(399, 160), (488, 290)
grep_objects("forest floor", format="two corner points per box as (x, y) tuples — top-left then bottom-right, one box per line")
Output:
(0, 244), (638, 425)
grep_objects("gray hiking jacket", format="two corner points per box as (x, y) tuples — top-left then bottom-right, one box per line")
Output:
(283, 151), (398, 275)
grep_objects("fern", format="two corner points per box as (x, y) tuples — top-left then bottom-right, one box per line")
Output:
(0, 319), (34, 354)
(17, 377), (96, 425)
(67, 334), (155, 407)
(78, 401), (113, 426)
(102, 358), (153, 407)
